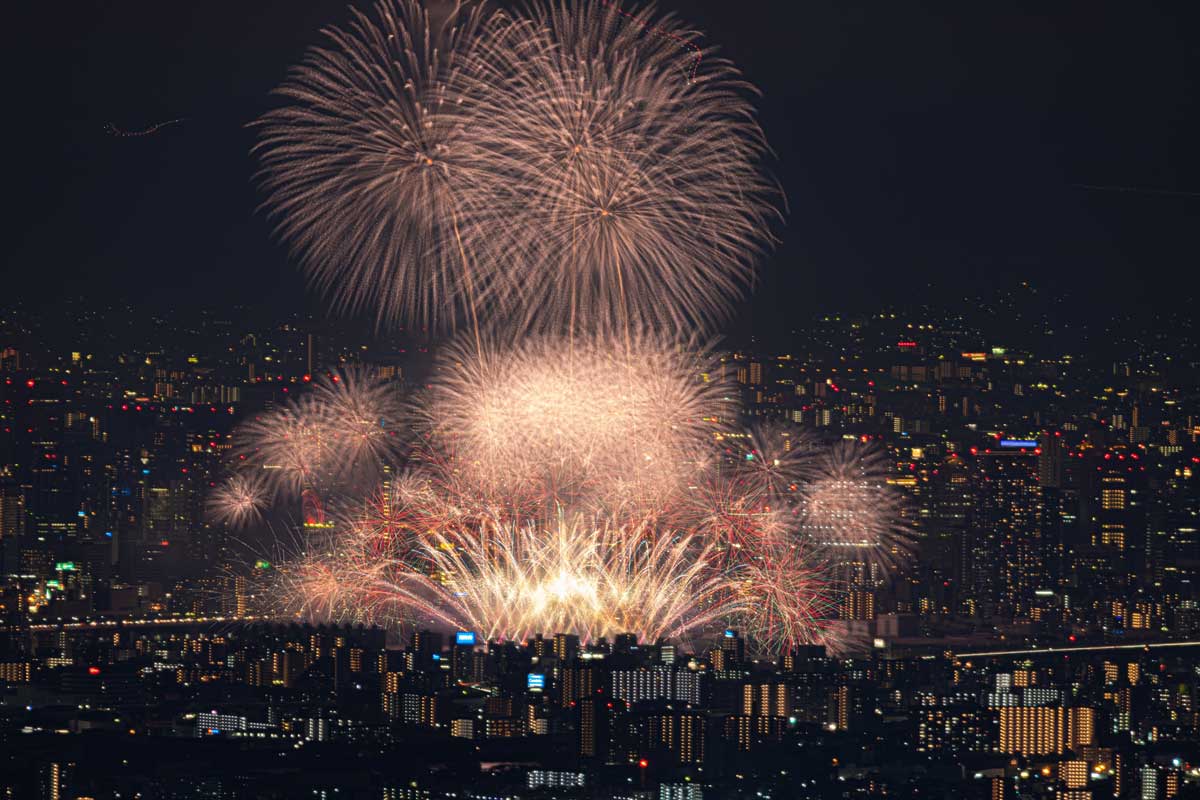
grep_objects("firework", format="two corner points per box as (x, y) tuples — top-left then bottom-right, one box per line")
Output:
(271, 508), (751, 644)
(253, 0), (491, 331)
(798, 439), (914, 570)
(233, 404), (327, 498)
(227, 349), (871, 652)
(232, 369), (405, 498)
(271, 549), (365, 624)
(307, 367), (407, 481)
(207, 473), (269, 529)
(737, 541), (840, 655)
(420, 333), (732, 508)
(228, 358), (878, 653)
(691, 474), (788, 559)
(735, 421), (818, 502)
(234, 0), (892, 656)
(456, 0), (782, 334)
(257, 0), (781, 335)
(246, 415), (849, 651)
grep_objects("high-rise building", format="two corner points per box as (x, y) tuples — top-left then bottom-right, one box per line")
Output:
(577, 694), (617, 760)
(612, 666), (703, 707)
(561, 663), (604, 709)
(997, 706), (1094, 756)
(1039, 432), (1065, 489)
(0, 469), (25, 575)
(1093, 456), (1147, 595)
(410, 629), (443, 671)
(718, 629), (744, 665)
(971, 448), (1042, 618)
(648, 711), (706, 765)
(841, 589), (875, 621)
(741, 682), (792, 718)
(919, 455), (972, 615)
(553, 633), (580, 662)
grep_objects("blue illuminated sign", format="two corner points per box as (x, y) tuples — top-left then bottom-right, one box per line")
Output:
(527, 673), (545, 691)
(999, 439), (1038, 449)
(724, 629), (735, 638)
(455, 631), (476, 646)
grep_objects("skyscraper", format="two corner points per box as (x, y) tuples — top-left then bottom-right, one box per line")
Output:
(971, 448), (1042, 618)
(0, 468), (25, 576)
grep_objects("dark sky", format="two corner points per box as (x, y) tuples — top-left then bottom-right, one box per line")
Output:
(9, 1), (1199, 334)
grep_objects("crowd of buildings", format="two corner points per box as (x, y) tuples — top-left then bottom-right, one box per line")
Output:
(0, 289), (1198, 798)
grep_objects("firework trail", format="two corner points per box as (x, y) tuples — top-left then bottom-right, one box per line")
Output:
(599, 0), (702, 81)
(104, 118), (188, 137)
(1073, 183), (1200, 198)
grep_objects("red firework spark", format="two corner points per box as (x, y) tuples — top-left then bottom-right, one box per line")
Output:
(600, 0), (702, 82)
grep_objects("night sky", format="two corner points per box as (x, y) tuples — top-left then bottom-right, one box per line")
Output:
(10, 1), (1199, 334)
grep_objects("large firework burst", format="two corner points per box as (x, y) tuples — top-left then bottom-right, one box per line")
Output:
(253, 0), (491, 331)
(420, 333), (731, 508)
(256, 0), (781, 335)
(737, 540), (840, 654)
(458, 0), (782, 334)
